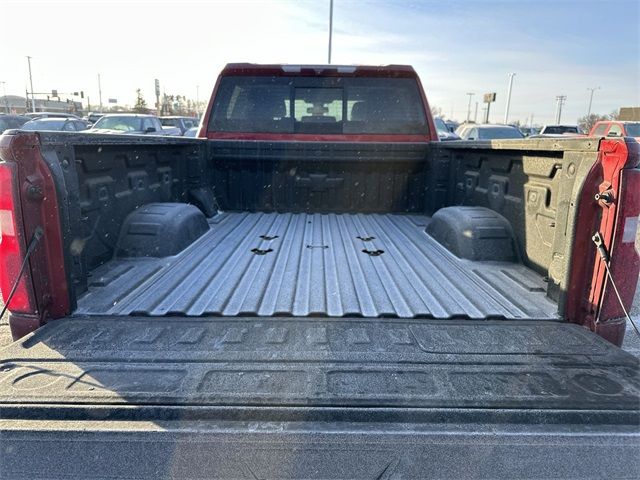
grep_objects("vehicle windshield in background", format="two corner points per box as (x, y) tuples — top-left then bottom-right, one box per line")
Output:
(624, 123), (640, 136)
(544, 126), (579, 134)
(93, 116), (143, 131)
(0, 116), (28, 132)
(20, 119), (66, 130)
(209, 76), (427, 135)
(434, 117), (448, 132)
(479, 126), (524, 139)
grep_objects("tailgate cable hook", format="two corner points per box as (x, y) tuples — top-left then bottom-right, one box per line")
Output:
(0, 226), (44, 320)
(591, 232), (639, 336)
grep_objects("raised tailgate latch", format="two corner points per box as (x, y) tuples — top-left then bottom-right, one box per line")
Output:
(594, 181), (614, 207)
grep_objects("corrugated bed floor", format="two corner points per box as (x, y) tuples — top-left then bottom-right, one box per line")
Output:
(77, 212), (558, 319)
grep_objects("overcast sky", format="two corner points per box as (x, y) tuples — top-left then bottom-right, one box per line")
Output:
(1, 0), (638, 124)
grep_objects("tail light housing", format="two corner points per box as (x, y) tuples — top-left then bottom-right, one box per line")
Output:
(0, 161), (37, 314)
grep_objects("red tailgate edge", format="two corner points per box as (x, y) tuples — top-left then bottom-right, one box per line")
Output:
(566, 138), (640, 345)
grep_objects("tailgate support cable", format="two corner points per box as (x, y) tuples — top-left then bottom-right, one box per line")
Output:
(0, 226), (44, 320)
(592, 232), (639, 337)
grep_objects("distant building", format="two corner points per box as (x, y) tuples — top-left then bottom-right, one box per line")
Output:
(0, 95), (83, 114)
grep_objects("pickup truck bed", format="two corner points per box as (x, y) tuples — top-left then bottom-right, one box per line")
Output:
(1, 316), (638, 478)
(1, 130), (639, 478)
(78, 212), (556, 319)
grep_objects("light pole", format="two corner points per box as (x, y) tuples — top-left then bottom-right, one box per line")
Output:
(26, 56), (36, 113)
(196, 85), (200, 118)
(586, 86), (600, 118)
(98, 73), (103, 112)
(466, 92), (474, 122)
(555, 95), (567, 124)
(0, 81), (8, 113)
(327, 0), (333, 64)
(504, 72), (516, 124)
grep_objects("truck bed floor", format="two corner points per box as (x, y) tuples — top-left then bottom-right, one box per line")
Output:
(77, 212), (557, 319)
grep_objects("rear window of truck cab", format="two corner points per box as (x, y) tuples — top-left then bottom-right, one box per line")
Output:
(208, 76), (428, 135)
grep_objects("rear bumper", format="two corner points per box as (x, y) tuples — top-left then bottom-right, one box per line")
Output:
(2, 411), (638, 479)
(1, 315), (638, 478)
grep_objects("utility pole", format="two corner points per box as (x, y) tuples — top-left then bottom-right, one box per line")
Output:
(466, 92), (474, 122)
(26, 56), (36, 113)
(98, 73), (103, 112)
(586, 86), (600, 118)
(530, 113), (534, 130)
(0, 81), (8, 113)
(327, 0), (333, 64)
(503, 72), (516, 124)
(474, 101), (478, 123)
(196, 85), (200, 118)
(555, 95), (567, 124)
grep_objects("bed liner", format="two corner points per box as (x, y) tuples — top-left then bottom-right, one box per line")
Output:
(77, 212), (558, 319)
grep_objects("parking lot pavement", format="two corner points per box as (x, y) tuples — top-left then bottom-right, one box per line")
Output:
(621, 283), (640, 359)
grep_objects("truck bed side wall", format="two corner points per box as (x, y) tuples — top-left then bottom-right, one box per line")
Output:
(41, 136), (211, 296)
(433, 143), (599, 287)
(45, 136), (600, 316)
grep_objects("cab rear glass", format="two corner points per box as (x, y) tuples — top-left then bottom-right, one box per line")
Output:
(208, 76), (428, 135)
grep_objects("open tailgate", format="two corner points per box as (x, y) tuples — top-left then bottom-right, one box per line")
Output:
(1, 316), (639, 479)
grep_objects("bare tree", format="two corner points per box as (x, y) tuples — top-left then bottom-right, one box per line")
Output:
(578, 110), (620, 133)
(133, 89), (148, 113)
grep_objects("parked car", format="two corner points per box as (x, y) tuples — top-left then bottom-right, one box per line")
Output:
(531, 124), (584, 137)
(86, 112), (105, 124)
(24, 111), (81, 120)
(519, 126), (542, 137)
(1, 63), (638, 478)
(0, 114), (30, 133)
(160, 116), (200, 135)
(90, 114), (181, 135)
(444, 119), (459, 133)
(589, 120), (640, 138)
(434, 117), (460, 141)
(455, 123), (524, 140)
(20, 117), (91, 132)
(183, 126), (199, 137)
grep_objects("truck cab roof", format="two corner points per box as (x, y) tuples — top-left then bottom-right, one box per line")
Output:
(221, 63), (419, 77)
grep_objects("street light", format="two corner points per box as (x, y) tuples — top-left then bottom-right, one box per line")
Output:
(504, 72), (516, 124)
(328, 0), (334, 64)
(586, 86), (601, 118)
(26, 56), (36, 113)
(555, 95), (567, 124)
(466, 92), (474, 122)
(196, 85), (200, 118)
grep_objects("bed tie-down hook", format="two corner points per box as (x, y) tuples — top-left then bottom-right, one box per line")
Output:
(591, 232), (639, 337)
